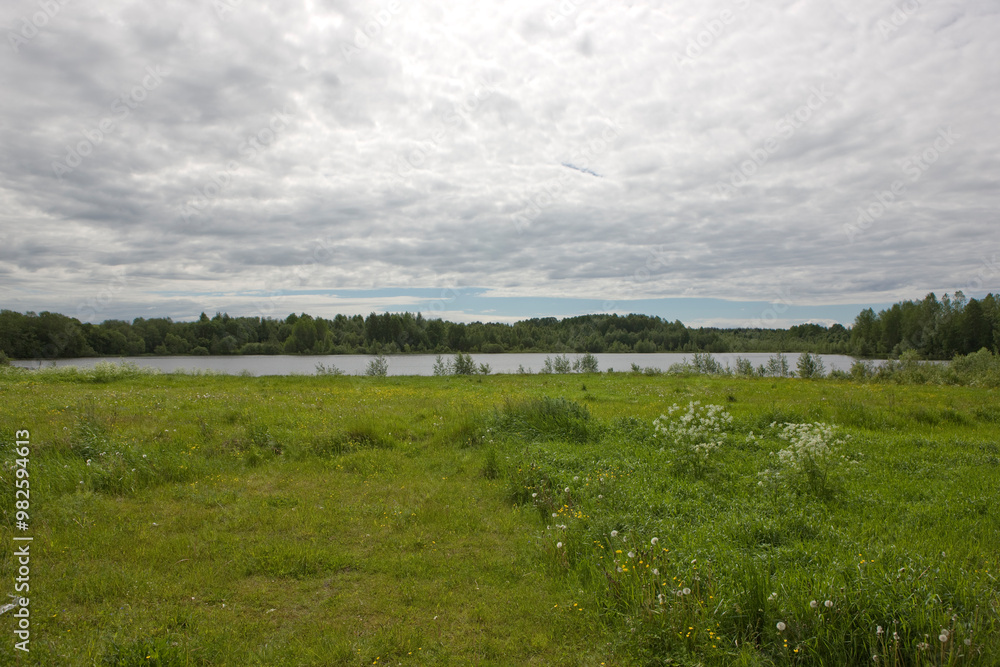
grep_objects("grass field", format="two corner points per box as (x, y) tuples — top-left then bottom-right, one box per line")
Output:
(1, 367), (998, 665)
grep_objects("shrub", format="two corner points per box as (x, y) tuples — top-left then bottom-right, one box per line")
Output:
(452, 352), (477, 375)
(432, 355), (451, 376)
(734, 356), (755, 376)
(764, 353), (792, 377)
(365, 354), (389, 377)
(541, 355), (572, 374)
(573, 353), (600, 374)
(796, 352), (826, 379)
(850, 359), (876, 380)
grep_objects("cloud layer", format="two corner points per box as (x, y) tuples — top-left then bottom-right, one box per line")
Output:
(2, 0), (998, 324)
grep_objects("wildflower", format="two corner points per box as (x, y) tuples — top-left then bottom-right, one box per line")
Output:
(628, 551), (635, 559)
(651, 537), (659, 545)
(552, 513), (557, 518)
(556, 542), (563, 549)
(532, 493), (537, 498)
(597, 494), (603, 499)
(682, 588), (691, 595)
(776, 621), (786, 631)
(876, 625), (883, 636)
(573, 476), (579, 481)
(810, 600), (818, 609)
(652, 568), (659, 575)
(564, 487), (570, 493)
(610, 530), (618, 537)
(825, 600), (833, 608)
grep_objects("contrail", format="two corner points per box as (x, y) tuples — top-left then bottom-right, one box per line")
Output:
(561, 162), (603, 178)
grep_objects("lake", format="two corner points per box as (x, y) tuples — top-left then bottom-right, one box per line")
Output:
(11, 352), (871, 376)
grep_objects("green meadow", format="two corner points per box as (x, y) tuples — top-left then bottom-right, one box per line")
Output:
(1, 366), (998, 666)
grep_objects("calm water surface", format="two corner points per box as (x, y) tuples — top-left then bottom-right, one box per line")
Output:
(12, 352), (870, 376)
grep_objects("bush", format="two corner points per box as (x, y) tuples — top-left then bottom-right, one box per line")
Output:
(433, 355), (451, 376)
(796, 352), (826, 379)
(573, 353), (600, 374)
(541, 355), (572, 374)
(734, 356), (755, 376)
(850, 359), (876, 380)
(365, 354), (389, 377)
(452, 352), (477, 375)
(764, 353), (792, 377)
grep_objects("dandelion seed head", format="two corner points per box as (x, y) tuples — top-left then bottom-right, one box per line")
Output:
(825, 600), (833, 608)
(651, 537), (659, 545)
(610, 530), (618, 537)
(776, 622), (786, 631)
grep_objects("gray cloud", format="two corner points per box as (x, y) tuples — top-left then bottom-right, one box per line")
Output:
(2, 0), (998, 323)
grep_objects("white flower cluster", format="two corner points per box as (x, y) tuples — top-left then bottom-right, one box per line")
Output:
(774, 422), (843, 470)
(654, 401), (733, 460)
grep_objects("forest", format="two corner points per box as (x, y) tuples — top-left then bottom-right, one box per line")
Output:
(0, 292), (996, 361)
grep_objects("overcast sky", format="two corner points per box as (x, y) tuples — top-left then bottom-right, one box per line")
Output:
(2, 0), (998, 328)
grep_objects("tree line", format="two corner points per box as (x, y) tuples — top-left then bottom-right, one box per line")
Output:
(0, 292), (994, 361)
(849, 292), (998, 359)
